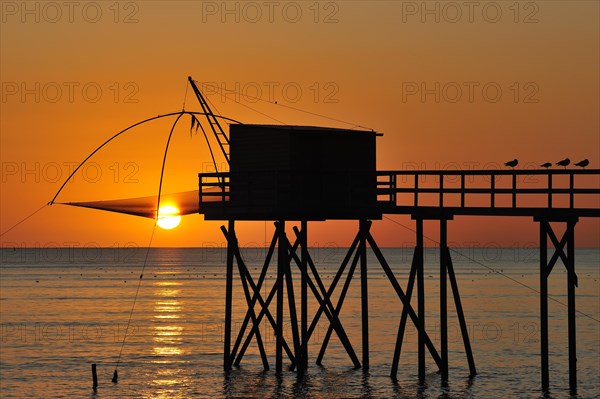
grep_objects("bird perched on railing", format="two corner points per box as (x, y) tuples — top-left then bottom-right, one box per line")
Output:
(556, 158), (570, 168)
(541, 162), (552, 169)
(504, 159), (518, 169)
(574, 159), (589, 168)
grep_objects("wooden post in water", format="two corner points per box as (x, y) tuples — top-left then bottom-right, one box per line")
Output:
(539, 221), (549, 391)
(390, 247), (418, 379)
(439, 218), (449, 382)
(566, 220), (577, 393)
(446, 247), (476, 377)
(536, 217), (578, 393)
(300, 220), (308, 374)
(92, 364), (98, 389)
(416, 217), (425, 382)
(224, 220), (235, 371)
(111, 369), (118, 383)
(360, 219), (370, 369)
(276, 220), (286, 374)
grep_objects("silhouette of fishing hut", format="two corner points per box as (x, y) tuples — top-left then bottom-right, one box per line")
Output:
(192, 75), (600, 392)
(48, 77), (599, 393)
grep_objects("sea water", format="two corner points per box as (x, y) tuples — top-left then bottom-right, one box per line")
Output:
(1, 247), (598, 398)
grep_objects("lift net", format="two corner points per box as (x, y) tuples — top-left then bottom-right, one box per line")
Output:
(57, 189), (219, 219)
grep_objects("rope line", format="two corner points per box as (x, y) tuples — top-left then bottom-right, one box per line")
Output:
(273, 101), (372, 131)
(182, 80), (189, 111)
(199, 81), (373, 130)
(198, 81), (287, 125)
(0, 203), (48, 238)
(155, 113), (185, 216)
(114, 222), (157, 370)
(382, 215), (600, 323)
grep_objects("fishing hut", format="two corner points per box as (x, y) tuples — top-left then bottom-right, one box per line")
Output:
(199, 122), (385, 374)
(50, 77), (600, 392)
(198, 112), (478, 379)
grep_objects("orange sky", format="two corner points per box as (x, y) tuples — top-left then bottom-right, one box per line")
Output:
(1, 1), (599, 248)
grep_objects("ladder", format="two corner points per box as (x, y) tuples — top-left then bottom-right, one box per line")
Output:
(188, 76), (230, 165)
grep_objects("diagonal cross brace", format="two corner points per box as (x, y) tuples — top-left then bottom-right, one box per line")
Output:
(445, 247), (477, 377)
(366, 233), (443, 369)
(284, 235), (362, 368)
(224, 226), (275, 366)
(236, 226), (310, 369)
(390, 246), (419, 379)
(316, 236), (362, 364)
(545, 222), (578, 286)
(295, 226), (361, 343)
(236, 256), (269, 370)
(220, 226), (296, 366)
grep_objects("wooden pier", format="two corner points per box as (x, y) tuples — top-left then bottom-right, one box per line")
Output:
(187, 70), (599, 393)
(200, 168), (600, 392)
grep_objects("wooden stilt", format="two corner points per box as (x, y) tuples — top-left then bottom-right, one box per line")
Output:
(284, 243), (301, 370)
(390, 247), (418, 379)
(92, 363), (98, 389)
(540, 221), (549, 391)
(276, 220), (286, 374)
(416, 218), (426, 382)
(360, 219), (370, 369)
(567, 221), (577, 393)
(536, 217), (578, 392)
(445, 248), (476, 377)
(224, 220), (235, 371)
(300, 221), (308, 374)
(440, 218), (448, 382)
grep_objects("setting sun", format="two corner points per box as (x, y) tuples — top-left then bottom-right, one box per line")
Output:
(156, 205), (181, 230)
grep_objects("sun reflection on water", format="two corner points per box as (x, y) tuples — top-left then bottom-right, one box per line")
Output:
(147, 281), (190, 398)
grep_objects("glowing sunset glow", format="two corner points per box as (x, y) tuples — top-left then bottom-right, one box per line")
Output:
(156, 206), (181, 230)
(0, 2), (598, 248)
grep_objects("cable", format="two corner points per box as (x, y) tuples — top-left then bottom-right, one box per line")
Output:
(197, 81), (286, 125)
(382, 215), (600, 324)
(274, 101), (372, 131)
(182, 80), (189, 111)
(113, 222), (157, 374)
(202, 81), (374, 131)
(155, 113), (185, 216)
(202, 83), (225, 123)
(0, 203), (47, 238)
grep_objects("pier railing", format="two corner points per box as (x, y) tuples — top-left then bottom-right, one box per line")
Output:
(377, 169), (600, 217)
(199, 172), (231, 204)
